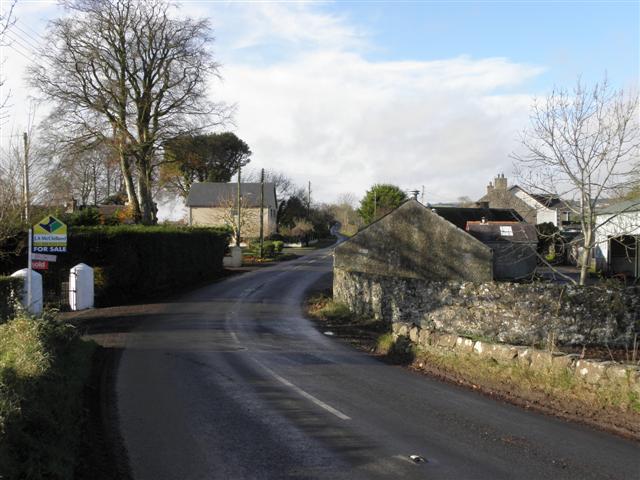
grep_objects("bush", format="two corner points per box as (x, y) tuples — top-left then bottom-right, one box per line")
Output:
(262, 241), (276, 258)
(60, 225), (229, 306)
(62, 207), (101, 227)
(0, 314), (95, 478)
(0, 276), (22, 324)
(273, 240), (284, 253)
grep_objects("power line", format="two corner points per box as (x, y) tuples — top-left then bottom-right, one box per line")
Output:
(5, 31), (39, 57)
(14, 21), (43, 46)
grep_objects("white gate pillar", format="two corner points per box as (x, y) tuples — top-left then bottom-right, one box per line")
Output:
(69, 263), (94, 311)
(10, 268), (43, 314)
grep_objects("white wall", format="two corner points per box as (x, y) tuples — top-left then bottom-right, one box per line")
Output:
(594, 210), (640, 271)
(512, 189), (557, 225)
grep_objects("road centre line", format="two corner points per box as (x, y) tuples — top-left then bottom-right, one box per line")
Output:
(256, 362), (351, 421)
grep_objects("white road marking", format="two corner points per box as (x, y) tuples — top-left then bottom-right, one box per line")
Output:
(257, 363), (351, 421)
(230, 332), (239, 344)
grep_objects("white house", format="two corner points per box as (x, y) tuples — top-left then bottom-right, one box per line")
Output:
(594, 200), (640, 279)
(479, 175), (572, 227)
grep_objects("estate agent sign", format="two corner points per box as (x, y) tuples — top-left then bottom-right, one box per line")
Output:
(32, 215), (67, 253)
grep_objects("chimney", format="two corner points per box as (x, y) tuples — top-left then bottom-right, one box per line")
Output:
(494, 173), (508, 191)
(486, 181), (494, 195)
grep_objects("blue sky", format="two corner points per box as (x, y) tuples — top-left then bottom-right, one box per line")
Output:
(345, 1), (638, 89)
(207, 1), (638, 91)
(1, 1), (638, 216)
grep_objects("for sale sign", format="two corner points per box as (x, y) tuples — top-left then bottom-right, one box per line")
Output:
(33, 215), (67, 253)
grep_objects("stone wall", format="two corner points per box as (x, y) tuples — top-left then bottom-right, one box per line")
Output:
(334, 268), (640, 346)
(391, 322), (640, 396)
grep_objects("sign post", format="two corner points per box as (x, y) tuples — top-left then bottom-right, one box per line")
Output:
(27, 227), (32, 310)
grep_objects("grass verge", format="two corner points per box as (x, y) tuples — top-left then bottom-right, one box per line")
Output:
(0, 312), (96, 478)
(306, 291), (640, 439)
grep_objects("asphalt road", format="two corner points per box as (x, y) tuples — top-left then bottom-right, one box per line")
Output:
(113, 246), (640, 480)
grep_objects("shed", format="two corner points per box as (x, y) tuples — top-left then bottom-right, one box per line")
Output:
(334, 199), (494, 283)
(466, 221), (538, 280)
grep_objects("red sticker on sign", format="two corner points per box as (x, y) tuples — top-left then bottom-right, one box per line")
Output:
(31, 260), (48, 270)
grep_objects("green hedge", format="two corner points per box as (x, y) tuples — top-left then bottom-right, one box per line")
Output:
(61, 225), (229, 306)
(0, 276), (22, 323)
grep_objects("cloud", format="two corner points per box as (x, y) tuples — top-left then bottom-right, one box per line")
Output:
(213, 50), (542, 206)
(0, 1), (545, 221)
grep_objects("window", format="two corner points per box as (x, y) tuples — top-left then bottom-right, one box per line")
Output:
(499, 226), (513, 236)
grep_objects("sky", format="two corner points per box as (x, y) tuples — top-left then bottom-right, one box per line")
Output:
(0, 0), (638, 219)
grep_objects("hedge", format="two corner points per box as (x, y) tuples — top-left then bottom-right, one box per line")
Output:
(60, 225), (229, 306)
(0, 276), (22, 323)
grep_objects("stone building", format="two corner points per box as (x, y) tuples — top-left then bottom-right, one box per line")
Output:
(333, 199), (537, 285)
(186, 182), (277, 238)
(478, 174), (572, 227)
(334, 199), (495, 284)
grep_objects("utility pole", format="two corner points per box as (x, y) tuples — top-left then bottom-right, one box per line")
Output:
(22, 132), (30, 224)
(23, 132), (32, 312)
(421, 185), (425, 204)
(236, 164), (242, 247)
(259, 168), (265, 259)
(307, 181), (311, 218)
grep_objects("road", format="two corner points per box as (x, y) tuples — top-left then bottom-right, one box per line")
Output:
(111, 246), (639, 479)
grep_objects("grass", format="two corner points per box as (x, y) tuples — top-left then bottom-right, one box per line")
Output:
(412, 344), (640, 415)
(376, 333), (395, 355)
(0, 312), (96, 479)
(307, 293), (354, 322)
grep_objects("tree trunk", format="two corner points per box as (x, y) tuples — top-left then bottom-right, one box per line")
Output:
(579, 228), (592, 286)
(119, 150), (141, 222)
(137, 164), (156, 225)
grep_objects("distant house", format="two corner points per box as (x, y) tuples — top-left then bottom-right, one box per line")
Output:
(333, 199), (537, 283)
(478, 174), (572, 227)
(594, 200), (640, 279)
(186, 182), (278, 238)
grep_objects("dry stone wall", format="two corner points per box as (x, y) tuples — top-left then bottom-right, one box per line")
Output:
(391, 322), (640, 396)
(334, 268), (640, 347)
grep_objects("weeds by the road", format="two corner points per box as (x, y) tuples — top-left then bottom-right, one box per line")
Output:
(306, 291), (640, 438)
(0, 311), (96, 479)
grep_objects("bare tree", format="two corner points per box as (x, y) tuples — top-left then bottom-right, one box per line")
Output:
(215, 195), (251, 246)
(513, 77), (639, 285)
(30, 0), (229, 224)
(0, 0), (16, 124)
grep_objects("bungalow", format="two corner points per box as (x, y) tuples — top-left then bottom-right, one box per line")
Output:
(186, 182), (278, 238)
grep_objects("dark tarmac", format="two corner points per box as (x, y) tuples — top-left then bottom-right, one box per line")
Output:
(104, 247), (639, 479)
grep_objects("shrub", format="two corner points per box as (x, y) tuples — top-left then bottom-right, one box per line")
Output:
(60, 225), (229, 306)
(62, 207), (101, 227)
(262, 241), (276, 258)
(0, 314), (95, 478)
(273, 240), (284, 253)
(0, 276), (22, 324)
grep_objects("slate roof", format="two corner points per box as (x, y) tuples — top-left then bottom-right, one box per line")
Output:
(597, 199), (640, 215)
(186, 182), (277, 208)
(466, 221), (538, 244)
(509, 186), (568, 210)
(428, 205), (524, 229)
